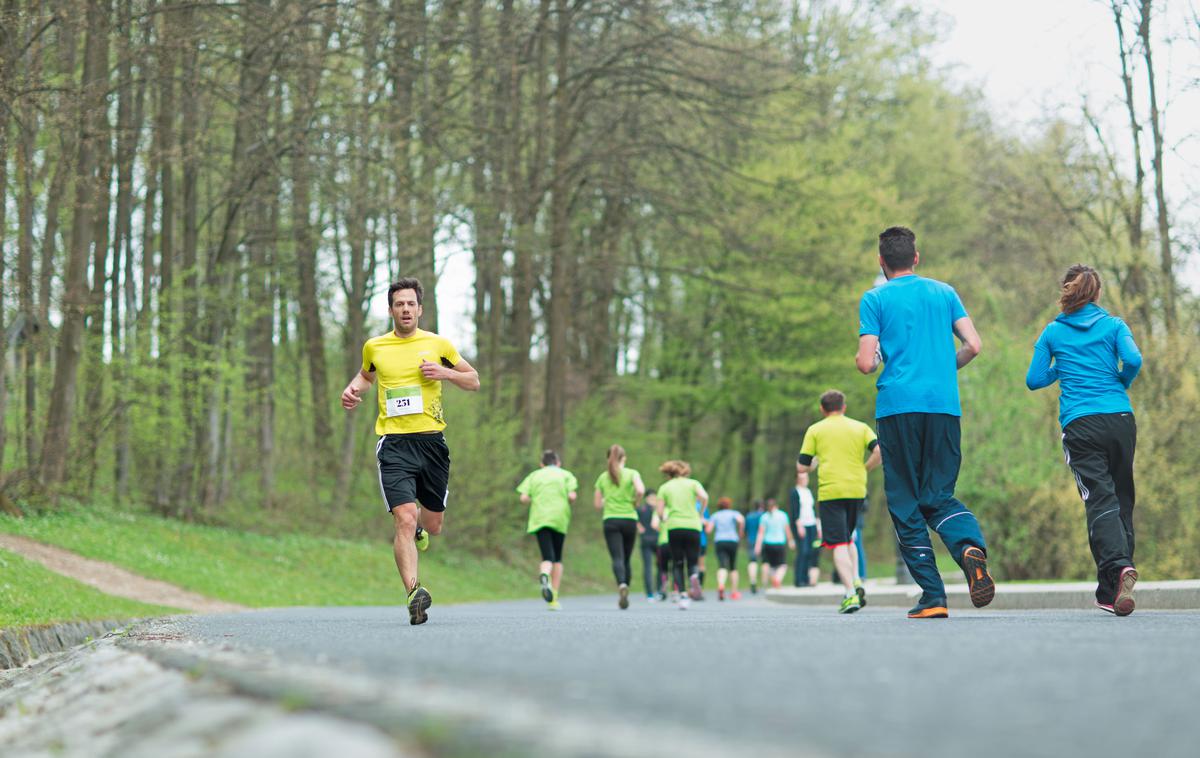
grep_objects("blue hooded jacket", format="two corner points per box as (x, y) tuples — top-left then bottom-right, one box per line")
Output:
(1025, 303), (1141, 429)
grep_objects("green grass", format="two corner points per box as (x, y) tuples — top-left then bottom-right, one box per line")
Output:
(0, 506), (620, 623)
(0, 548), (178, 628)
(0, 505), (995, 631)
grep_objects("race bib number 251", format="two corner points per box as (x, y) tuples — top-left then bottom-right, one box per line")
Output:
(385, 386), (425, 417)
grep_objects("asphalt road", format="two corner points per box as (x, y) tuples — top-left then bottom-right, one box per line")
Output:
(173, 592), (1200, 758)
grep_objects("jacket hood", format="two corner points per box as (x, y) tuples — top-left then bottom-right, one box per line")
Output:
(1055, 303), (1107, 330)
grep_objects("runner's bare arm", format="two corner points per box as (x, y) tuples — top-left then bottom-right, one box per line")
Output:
(694, 483), (709, 509)
(420, 358), (481, 391)
(633, 471), (646, 505)
(953, 317), (982, 369)
(796, 457), (816, 474)
(856, 334), (881, 374)
(865, 444), (881, 471)
(568, 489), (577, 502)
(593, 489), (604, 511)
(341, 369), (375, 410)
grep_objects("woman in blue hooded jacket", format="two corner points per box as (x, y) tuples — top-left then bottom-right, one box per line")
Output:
(1026, 264), (1142, 616)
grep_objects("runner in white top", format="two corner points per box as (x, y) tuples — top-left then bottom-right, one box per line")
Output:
(791, 469), (822, 587)
(706, 497), (746, 600)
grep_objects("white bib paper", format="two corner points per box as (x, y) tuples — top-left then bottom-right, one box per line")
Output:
(384, 386), (425, 417)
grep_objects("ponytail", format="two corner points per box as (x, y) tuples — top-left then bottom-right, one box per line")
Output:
(606, 444), (625, 486)
(1059, 264), (1102, 314)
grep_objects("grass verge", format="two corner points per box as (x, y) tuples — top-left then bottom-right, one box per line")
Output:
(0, 548), (178, 628)
(0, 506), (621, 626)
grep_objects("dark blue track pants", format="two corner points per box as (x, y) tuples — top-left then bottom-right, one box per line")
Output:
(877, 413), (986, 600)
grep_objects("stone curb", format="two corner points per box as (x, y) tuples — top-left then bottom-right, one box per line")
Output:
(0, 619), (133, 670)
(765, 579), (1200, 610)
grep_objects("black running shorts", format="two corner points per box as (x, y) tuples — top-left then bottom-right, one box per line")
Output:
(376, 433), (451, 512)
(820, 498), (861, 547)
(534, 527), (566, 562)
(762, 543), (787, 568)
(715, 541), (739, 570)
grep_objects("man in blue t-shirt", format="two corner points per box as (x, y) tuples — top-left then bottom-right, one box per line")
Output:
(856, 226), (995, 619)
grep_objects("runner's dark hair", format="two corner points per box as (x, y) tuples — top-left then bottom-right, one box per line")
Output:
(388, 278), (423, 306)
(607, 444), (625, 486)
(878, 226), (917, 271)
(820, 389), (846, 413)
(541, 449), (559, 466)
(1060, 264), (1102, 314)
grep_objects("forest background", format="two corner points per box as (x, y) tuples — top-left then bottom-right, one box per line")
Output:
(1, 0), (1197, 582)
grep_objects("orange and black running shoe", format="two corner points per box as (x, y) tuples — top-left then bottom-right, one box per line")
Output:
(962, 546), (995, 608)
(907, 596), (949, 619)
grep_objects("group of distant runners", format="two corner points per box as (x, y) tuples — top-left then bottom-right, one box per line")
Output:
(342, 226), (1144, 625)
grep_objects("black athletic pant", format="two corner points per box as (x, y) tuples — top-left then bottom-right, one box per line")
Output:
(657, 543), (673, 593)
(640, 539), (659, 597)
(1062, 412), (1136, 602)
(603, 518), (638, 586)
(668, 528), (702, 593)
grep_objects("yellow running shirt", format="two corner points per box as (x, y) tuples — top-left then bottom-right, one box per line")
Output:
(361, 329), (463, 435)
(797, 414), (878, 501)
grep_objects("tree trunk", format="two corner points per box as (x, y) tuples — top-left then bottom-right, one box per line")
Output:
(13, 0), (43, 472)
(292, 5), (335, 460)
(510, 0), (550, 445)
(112, 0), (136, 498)
(541, 0), (573, 454)
(1137, 0), (1172, 328)
(1109, 0), (1151, 332)
(84, 0), (114, 491)
(40, 0), (111, 490)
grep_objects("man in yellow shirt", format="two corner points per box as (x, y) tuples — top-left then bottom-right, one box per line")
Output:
(797, 390), (880, 614)
(341, 278), (480, 625)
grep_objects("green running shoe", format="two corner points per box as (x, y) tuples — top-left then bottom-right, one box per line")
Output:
(414, 527), (430, 552)
(839, 594), (862, 614)
(407, 585), (432, 625)
(854, 580), (867, 608)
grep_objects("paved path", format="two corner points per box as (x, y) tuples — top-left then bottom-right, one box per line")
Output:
(171, 593), (1200, 758)
(768, 577), (1200, 609)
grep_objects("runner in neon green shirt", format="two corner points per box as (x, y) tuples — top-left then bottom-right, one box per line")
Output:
(797, 390), (881, 614)
(654, 460), (709, 609)
(517, 450), (578, 610)
(593, 444), (646, 610)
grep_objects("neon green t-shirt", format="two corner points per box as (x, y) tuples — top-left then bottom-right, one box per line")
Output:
(518, 466), (578, 534)
(594, 467), (640, 520)
(658, 477), (703, 532)
(798, 414), (878, 501)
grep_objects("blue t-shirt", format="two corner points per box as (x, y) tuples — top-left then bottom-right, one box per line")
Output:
(760, 510), (790, 545)
(745, 510), (763, 546)
(710, 509), (741, 542)
(1025, 303), (1141, 428)
(697, 503), (710, 547)
(859, 274), (968, 419)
